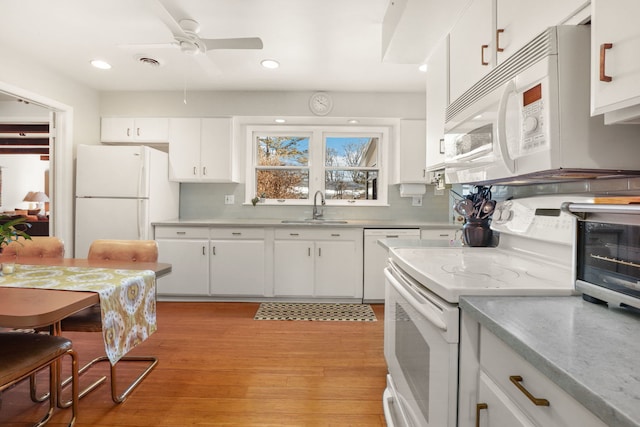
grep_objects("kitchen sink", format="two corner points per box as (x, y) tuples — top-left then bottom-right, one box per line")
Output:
(281, 219), (349, 224)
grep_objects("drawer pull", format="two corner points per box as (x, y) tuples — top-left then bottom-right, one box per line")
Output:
(331, 233), (340, 237)
(496, 28), (505, 52)
(599, 43), (613, 82)
(509, 375), (550, 406)
(290, 233), (299, 236)
(476, 403), (487, 427)
(232, 232), (242, 236)
(176, 231), (186, 235)
(386, 235), (399, 238)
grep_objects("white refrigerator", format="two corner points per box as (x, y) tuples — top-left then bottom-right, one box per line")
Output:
(75, 144), (179, 257)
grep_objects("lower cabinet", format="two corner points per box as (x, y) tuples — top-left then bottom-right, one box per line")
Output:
(459, 314), (608, 427)
(210, 228), (265, 296)
(156, 227), (210, 296)
(273, 228), (363, 299)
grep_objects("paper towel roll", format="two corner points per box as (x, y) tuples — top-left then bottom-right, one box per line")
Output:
(399, 184), (426, 197)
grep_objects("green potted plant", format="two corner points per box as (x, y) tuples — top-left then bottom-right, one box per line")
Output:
(0, 215), (32, 252)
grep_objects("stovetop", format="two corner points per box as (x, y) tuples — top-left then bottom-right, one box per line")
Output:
(389, 195), (593, 303)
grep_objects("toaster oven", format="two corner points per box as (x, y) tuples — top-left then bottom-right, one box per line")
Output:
(566, 203), (640, 310)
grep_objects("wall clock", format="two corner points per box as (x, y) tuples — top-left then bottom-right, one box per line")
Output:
(309, 92), (333, 116)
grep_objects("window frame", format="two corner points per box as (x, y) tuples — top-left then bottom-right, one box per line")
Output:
(246, 125), (388, 206)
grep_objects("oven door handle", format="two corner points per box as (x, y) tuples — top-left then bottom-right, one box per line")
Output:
(384, 267), (448, 332)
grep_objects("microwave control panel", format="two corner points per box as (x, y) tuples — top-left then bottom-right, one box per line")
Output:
(520, 83), (547, 154)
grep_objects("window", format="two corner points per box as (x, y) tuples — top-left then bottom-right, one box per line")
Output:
(247, 126), (388, 206)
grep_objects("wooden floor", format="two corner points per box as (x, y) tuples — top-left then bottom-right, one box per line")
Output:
(1, 302), (388, 426)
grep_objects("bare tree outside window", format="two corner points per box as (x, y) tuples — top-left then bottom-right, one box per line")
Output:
(256, 136), (309, 199)
(325, 137), (378, 200)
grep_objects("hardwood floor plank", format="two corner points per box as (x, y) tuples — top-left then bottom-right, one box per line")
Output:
(0, 302), (387, 426)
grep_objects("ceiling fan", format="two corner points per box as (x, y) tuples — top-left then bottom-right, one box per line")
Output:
(122, 1), (263, 57)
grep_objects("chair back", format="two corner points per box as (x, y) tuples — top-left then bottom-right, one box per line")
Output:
(2, 236), (65, 259)
(88, 240), (158, 262)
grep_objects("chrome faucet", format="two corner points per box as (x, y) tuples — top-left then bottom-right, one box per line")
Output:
(313, 190), (325, 219)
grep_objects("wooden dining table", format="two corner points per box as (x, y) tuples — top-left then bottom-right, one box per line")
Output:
(0, 257), (171, 331)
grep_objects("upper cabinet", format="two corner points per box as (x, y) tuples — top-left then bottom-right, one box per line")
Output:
(449, 0), (588, 102)
(101, 117), (169, 143)
(168, 117), (235, 183)
(590, 0), (640, 124)
(394, 119), (428, 184)
(425, 37), (448, 172)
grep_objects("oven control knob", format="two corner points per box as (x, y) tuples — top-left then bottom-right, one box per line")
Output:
(523, 116), (538, 133)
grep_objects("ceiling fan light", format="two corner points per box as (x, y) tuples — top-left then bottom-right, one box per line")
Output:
(90, 59), (111, 70)
(261, 59), (279, 69)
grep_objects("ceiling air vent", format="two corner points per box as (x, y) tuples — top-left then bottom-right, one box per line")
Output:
(136, 56), (162, 68)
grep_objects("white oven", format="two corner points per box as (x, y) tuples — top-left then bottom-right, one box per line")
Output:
(383, 261), (459, 427)
(382, 195), (593, 427)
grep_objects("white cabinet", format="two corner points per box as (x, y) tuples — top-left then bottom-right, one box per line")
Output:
(155, 227), (210, 296)
(590, 0), (640, 123)
(420, 228), (459, 241)
(495, 0), (587, 65)
(168, 117), (234, 182)
(465, 326), (608, 427)
(101, 117), (169, 143)
(210, 228), (266, 296)
(425, 37), (448, 172)
(449, 0), (493, 102)
(273, 228), (363, 299)
(394, 119), (428, 183)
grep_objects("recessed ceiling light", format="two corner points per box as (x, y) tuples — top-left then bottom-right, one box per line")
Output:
(90, 59), (111, 70)
(348, 119), (359, 124)
(261, 59), (279, 69)
(418, 64), (428, 72)
(274, 118), (286, 123)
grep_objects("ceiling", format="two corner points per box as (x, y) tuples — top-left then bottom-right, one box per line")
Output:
(0, 0), (427, 93)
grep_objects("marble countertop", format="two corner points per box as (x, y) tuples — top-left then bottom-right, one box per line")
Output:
(153, 218), (460, 229)
(460, 295), (640, 427)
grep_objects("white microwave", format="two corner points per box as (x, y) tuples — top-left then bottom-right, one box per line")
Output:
(444, 26), (640, 185)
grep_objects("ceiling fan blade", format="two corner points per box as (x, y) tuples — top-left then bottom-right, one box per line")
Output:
(151, 0), (188, 38)
(203, 37), (264, 50)
(193, 54), (221, 77)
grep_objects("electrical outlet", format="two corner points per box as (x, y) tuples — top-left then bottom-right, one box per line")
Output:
(224, 195), (234, 205)
(412, 196), (422, 207)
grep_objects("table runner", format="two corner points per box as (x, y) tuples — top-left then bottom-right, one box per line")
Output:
(0, 264), (156, 364)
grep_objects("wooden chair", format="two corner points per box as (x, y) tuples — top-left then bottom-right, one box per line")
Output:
(2, 236), (65, 259)
(60, 239), (159, 403)
(0, 332), (78, 427)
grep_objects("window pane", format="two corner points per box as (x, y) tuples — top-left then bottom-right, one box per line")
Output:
(325, 137), (378, 167)
(257, 136), (309, 166)
(257, 169), (309, 199)
(325, 170), (378, 200)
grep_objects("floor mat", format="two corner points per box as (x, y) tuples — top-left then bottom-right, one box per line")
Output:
(254, 302), (377, 322)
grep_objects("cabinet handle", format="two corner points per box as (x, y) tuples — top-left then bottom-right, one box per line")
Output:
(481, 44), (489, 66)
(136, 127), (140, 137)
(202, 166), (207, 176)
(476, 403), (487, 427)
(290, 233), (299, 236)
(176, 231), (186, 235)
(232, 232), (242, 236)
(423, 169), (426, 178)
(599, 43), (613, 82)
(308, 247), (311, 256)
(509, 375), (550, 406)
(386, 235), (399, 238)
(496, 28), (505, 52)
(212, 246), (216, 256)
(318, 247), (322, 257)
(439, 138), (445, 154)
(193, 166), (197, 175)
(126, 128), (131, 137)
(202, 246), (206, 255)
(331, 233), (340, 237)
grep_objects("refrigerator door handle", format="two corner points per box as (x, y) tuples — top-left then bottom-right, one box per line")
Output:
(137, 200), (144, 239)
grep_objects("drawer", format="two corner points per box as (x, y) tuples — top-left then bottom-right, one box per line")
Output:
(421, 228), (459, 240)
(480, 327), (607, 427)
(154, 226), (210, 239)
(275, 228), (361, 241)
(210, 228), (265, 239)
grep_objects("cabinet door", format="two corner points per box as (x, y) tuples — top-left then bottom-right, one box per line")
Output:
(273, 240), (314, 296)
(134, 118), (169, 142)
(210, 239), (265, 296)
(449, 0), (493, 102)
(426, 38), (448, 171)
(200, 118), (233, 182)
(156, 239), (209, 295)
(168, 118), (202, 181)
(496, 0), (586, 65)
(101, 117), (135, 142)
(477, 372), (536, 427)
(396, 119), (427, 183)
(591, 0), (640, 117)
(315, 240), (358, 297)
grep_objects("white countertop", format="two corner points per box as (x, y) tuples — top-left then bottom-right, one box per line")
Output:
(153, 218), (459, 228)
(460, 295), (640, 427)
